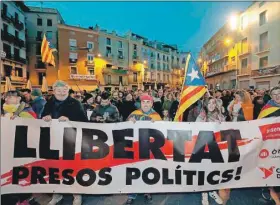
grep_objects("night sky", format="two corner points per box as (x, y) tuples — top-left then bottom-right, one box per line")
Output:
(26, 1), (252, 58)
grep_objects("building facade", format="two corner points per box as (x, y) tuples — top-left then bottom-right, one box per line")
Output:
(200, 1), (280, 90)
(1, 1), (29, 90)
(57, 24), (99, 91)
(25, 6), (64, 88)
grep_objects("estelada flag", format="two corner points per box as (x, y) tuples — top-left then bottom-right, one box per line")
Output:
(174, 53), (207, 122)
(258, 100), (280, 119)
(41, 34), (56, 67)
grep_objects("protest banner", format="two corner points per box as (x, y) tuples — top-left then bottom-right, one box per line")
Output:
(1, 117), (280, 194)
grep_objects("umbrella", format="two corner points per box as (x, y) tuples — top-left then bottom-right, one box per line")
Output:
(119, 81), (123, 91)
(4, 77), (12, 93)
(41, 76), (48, 93)
(26, 80), (32, 90)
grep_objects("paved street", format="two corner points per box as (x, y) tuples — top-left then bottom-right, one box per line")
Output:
(34, 188), (270, 205)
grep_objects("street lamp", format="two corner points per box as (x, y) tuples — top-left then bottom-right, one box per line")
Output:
(97, 54), (101, 57)
(143, 60), (147, 64)
(224, 38), (232, 46)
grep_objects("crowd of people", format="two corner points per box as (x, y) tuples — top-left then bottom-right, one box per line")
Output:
(1, 80), (280, 205)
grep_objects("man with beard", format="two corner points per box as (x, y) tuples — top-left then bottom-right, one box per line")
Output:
(90, 92), (120, 123)
(126, 94), (162, 204)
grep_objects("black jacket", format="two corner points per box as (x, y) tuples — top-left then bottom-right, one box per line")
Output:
(42, 96), (88, 122)
(121, 100), (136, 121)
(169, 100), (179, 120)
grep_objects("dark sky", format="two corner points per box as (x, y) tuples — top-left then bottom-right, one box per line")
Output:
(26, 1), (252, 58)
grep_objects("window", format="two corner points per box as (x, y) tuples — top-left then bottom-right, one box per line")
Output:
(106, 38), (111, 45)
(157, 53), (160, 59)
(37, 31), (42, 40)
(106, 64), (112, 68)
(259, 56), (268, 69)
(118, 41), (123, 48)
(69, 39), (77, 47)
(133, 44), (137, 50)
(259, 11), (267, 26)
(47, 19), (52, 27)
(167, 64), (169, 70)
(118, 50), (123, 58)
(37, 18), (42, 26)
(151, 72), (154, 80)
(70, 66), (77, 74)
(38, 72), (46, 85)
(15, 12), (19, 22)
(15, 67), (23, 77)
(163, 55), (165, 61)
(167, 56), (169, 62)
(106, 47), (112, 56)
(119, 76), (123, 84)
(157, 73), (160, 81)
(88, 67), (94, 75)
(163, 64), (166, 70)
(157, 62), (160, 70)
(151, 63), (154, 69)
(3, 24), (8, 33)
(69, 53), (78, 59)
(3, 4), (7, 15)
(241, 15), (248, 30)
(133, 51), (137, 58)
(241, 58), (248, 69)
(182, 58), (186, 64)
(151, 52), (154, 57)
(15, 30), (19, 39)
(241, 38), (248, 54)
(87, 54), (94, 61)
(87, 41), (93, 49)
(133, 73), (137, 82)
(46, 31), (52, 40)
(163, 74), (166, 82)
(108, 75), (111, 84)
(260, 32), (268, 51)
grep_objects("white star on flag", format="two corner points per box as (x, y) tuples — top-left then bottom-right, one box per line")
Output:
(187, 68), (200, 81)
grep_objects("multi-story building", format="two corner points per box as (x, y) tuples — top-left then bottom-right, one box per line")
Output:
(57, 24), (99, 91)
(98, 27), (130, 91)
(1, 1), (29, 90)
(238, 1), (280, 89)
(25, 6), (64, 88)
(200, 1), (280, 90)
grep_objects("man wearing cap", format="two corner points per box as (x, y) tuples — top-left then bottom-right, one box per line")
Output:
(42, 80), (88, 123)
(125, 94), (161, 205)
(128, 94), (162, 122)
(30, 88), (46, 119)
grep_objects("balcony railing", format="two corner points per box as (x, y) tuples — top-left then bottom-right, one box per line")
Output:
(69, 74), (96, 81)
(238, 67), (251, 75)
(11, 75), (23, 82)
(69, 58), (78, 64)
(14, 19), (24, 31)
(251, 65), (280, 77)
(85, 60), (94, 66)
(35, 62), (46, 69)
(1, 30), (15, 43)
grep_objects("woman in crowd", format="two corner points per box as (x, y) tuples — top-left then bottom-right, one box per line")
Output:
(253, 96), (265, 120)
(121, 93), (136, 121)
(82, 93), (95, 112)
(169, 92), (180, 121)
(162, 93), (174, 112)
(152, 91), (163, 117)
(227, 90), (253, 122)
(196, 97), (226, 205)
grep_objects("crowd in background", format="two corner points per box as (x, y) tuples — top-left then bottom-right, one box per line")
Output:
(1, 80), (280, 205)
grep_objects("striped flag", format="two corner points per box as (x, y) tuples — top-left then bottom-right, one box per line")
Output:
(41, 34), (56, 67)
(174, 53), (207, 122)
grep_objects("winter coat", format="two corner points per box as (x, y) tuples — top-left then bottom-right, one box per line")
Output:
(31, 96), (46, 119)
(169, 100), (179, 120)
(121, 100), (136, 121)
(153, 98), (163, 117)
(162, 99), (173, 112)
(42, 96), (88, 122)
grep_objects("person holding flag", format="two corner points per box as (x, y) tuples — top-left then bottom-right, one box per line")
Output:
(174, 53), (207, 122)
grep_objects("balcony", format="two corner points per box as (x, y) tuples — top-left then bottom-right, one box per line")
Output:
(239, 46), (251, 58)
(14, 56), (26, 64)
(85, 60), (95, 66)
(255, 47), (270, 56)
(224, 63), (236, 71)
(14, 37), (25, 48)
(35, 62), (46, 69)
(251, 65), (280, 78)
(69, 58), (78, 64)
(69, 74), (96, 81)
(11, 75), (23, 82)
(1, 11), (14, 23)
(237, 66), (251, 76)
(14, 19), (24, 31)
(1, 30), (15, 43)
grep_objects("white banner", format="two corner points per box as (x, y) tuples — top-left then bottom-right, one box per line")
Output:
(1, 117), (280, 194)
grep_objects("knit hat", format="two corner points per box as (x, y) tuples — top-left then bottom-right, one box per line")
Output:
(31, 89), (42, 97)
(140, 94), (153, 102)
(83, 93), (94, 103)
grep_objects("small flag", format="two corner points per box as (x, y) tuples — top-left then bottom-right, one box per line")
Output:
(41, 34), (56, 67)
(174, 53), (207, 122)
